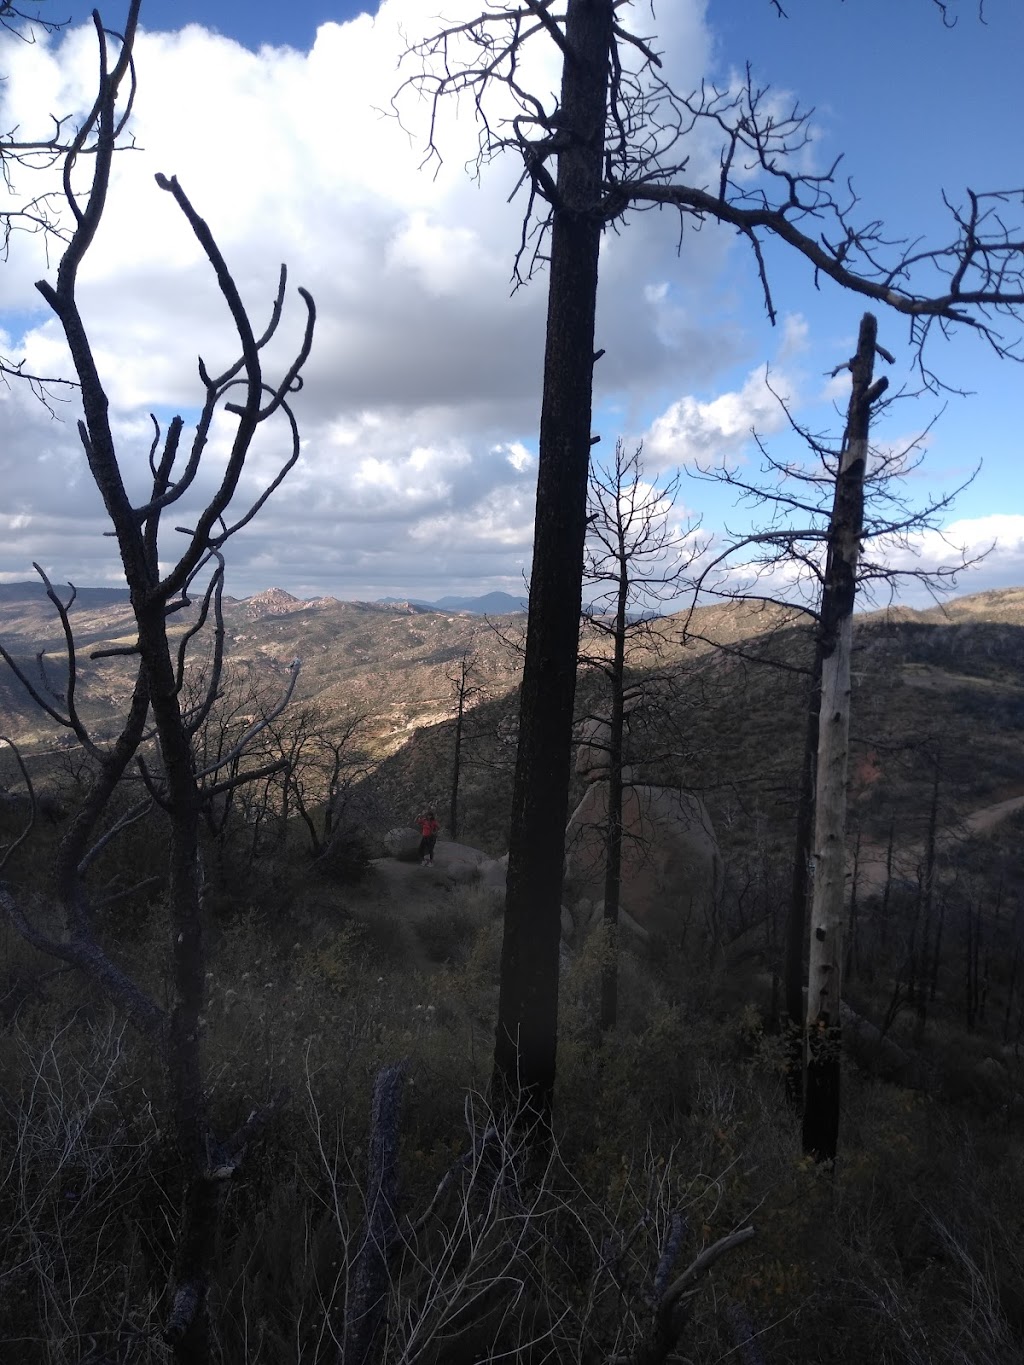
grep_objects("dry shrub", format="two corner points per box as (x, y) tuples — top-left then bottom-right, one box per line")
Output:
(0, 1013), (172, 1363)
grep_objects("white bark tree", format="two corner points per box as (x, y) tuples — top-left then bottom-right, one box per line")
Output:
(684, 310), (982, 1150)
(802, 313), (886, 1160)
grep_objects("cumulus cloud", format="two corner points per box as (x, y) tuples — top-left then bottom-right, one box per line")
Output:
(691, 513), (1024, 616)
(876, 515), (1024, 603)
(645, 317), (805, 470)
(0, 0), (752, 596)
(0, 5), (1019, 606)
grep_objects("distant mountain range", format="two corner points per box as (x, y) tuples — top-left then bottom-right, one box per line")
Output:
(0, 581), (528, 617)
(0, 581), (132, 609)
(3, 582), (1024, 859)
(378, 591), (528, 615)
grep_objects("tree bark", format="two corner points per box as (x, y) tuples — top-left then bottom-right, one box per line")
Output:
(448, 655), (474, 841)
(783, 640), (822, 1103)
(802, 312), (886, 1161)
(450, 691), (464, 840)
(493, 0), (612, 1122)
(600, 534), (629, 1032)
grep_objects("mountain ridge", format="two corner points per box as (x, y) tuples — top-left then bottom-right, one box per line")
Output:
(1, 583), (1022, 774)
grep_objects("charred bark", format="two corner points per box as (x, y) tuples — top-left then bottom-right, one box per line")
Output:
(493, 0), (612, 1123)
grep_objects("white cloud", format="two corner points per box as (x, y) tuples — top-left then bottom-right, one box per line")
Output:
(0, 1), (745, 597)
(645, 323), (803, 469)
(1, 7), (1019, 607)
(694, 512), (1024, 615)
(877, 514), (1024, 599)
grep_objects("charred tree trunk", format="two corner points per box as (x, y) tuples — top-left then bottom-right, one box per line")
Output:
(921, 758), (941, 1010)
(493, 0), (612, 1123)
(448, 654), (475, 841)
(910, 760), (940, 1037)
(802, 312), (888, 1162)
(879, 817), (895, 950)
(600, 551), (629, 1032)
(845, 829), (861, 984)
(965, 896), (982, 1031)
(783, 642), (823, 1102)
(1005, 940), (1021, 1044)
(450, 693), (465, 841)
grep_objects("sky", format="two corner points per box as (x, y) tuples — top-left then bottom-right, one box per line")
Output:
(1, 0), (1022, 608)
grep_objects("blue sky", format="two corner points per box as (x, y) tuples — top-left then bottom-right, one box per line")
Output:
(1, 0), (1021, 603)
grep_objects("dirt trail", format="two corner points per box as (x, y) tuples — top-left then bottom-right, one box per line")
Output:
(855, 793), (1024, 899)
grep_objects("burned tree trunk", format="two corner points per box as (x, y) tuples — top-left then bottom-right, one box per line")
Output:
(802, 312), (889, 1161)
(447, 653), (477, 842)
(600, 563), (629, 1032)
(493, 0), (612, 1124)
(783, 642), (823, 1102)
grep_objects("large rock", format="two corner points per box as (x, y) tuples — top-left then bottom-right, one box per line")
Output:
(479, 853), (509, 891)
(575, 713), (637, 783)
(570, 896), (651, 944)
(384, 826), (422, 861)
(565, 780), (722, 941)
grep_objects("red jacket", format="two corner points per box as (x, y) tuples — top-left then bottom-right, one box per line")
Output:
(417, 816), (439, 838)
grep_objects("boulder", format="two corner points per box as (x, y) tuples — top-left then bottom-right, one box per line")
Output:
(479, 853), (509, 890)
(974, 1055), (1010, 1103)
(388, 837), (488, 879)
(444, 857), (482, 885)
(384, 826), (422, 861)
(565, 780), (722, 941)
(560, 904), (575, 942)
(571, 898), (651, 944)
(575, 714), (637, 784)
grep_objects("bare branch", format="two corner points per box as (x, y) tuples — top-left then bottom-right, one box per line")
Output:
(0, 883), (165, 1034)
(195, 658), (302, 781)
(77, 798), (153, 877)
(399, 9), (1024, 370)
(661, 1224), (756, 1306)
(0, 736), (36, 872)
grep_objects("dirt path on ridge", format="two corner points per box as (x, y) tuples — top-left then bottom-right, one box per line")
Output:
(855, 792), (1024, 900)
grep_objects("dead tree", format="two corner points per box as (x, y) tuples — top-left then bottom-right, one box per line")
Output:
(685, 313), (958, 1154)
(801, 315), (886, 1160)
(399, 1), (1024, 1126)
(0, 4), (315, 1356)
(1, 1), (139, 396)
(580, 438), (697, 1030)
(446, 651), (481, 840)
(247, 702), (373, 861)
(689, 315), (898, 1156)
(686, 320), (985, 1123)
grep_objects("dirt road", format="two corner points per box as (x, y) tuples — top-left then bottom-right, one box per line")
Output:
(855, 792), (1024, 899)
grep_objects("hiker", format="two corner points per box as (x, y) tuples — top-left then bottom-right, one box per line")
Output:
(416, 809), (440, 866)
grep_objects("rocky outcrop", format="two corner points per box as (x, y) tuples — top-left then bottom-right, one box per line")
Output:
(384, 826), (422, 862)
(565, 779), (722, 941)
(240, 587), (302, 619)
(563, 713), (722, 941)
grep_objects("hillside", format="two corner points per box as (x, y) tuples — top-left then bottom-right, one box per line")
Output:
(3, 584), (1022, 818)
(3, 582), (1024, 1363)
(331, 588), (1024, 882)
(0, 584), (526, 752)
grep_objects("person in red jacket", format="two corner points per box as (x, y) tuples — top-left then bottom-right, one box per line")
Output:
(416, 810), (440, 865)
